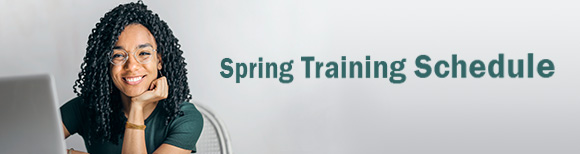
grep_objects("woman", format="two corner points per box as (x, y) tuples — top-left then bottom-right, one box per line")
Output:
(60, 1), (203, 154)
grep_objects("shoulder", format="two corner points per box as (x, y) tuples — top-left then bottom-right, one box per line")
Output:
(63, 96), (83, 105)
(170, 102), (203, 127)
(162, 102), (204, 151)
(60, 96), (85, 111)
(179, 102), (201, 116)
(60, 96), (88, 135)
(164, 102), (204, 139)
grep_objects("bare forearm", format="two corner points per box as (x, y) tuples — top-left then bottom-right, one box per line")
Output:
(122, 106), (147, 154)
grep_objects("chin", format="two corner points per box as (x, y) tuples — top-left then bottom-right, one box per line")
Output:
(121, 88), (147, 97)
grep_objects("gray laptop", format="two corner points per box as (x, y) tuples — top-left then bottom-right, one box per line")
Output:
(0, 74), (66, 153)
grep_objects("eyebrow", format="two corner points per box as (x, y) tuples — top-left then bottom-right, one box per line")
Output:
(112, 43), (153, 50)
(137, 43), (153, 49)
(112, 46), (123, 50)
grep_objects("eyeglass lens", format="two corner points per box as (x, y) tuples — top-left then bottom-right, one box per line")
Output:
(110, 47), (155, 65)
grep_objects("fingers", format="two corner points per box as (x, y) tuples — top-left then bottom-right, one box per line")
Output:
(151, 77), (168, 99)
(131, 77), (169, 106)
(161, 77), (168, 98)
(149, 79), (157, 90)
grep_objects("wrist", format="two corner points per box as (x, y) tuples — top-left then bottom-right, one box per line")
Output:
(129, 100), (145, 110)
(127, 105), (144, 117)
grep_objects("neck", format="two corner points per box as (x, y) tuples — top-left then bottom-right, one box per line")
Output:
(120, 93), (158, 119)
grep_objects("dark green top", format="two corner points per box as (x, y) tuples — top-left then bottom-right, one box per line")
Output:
(60, 97), (203, 154)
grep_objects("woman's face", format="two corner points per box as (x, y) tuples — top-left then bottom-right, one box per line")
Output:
(110, 24), (161, 97)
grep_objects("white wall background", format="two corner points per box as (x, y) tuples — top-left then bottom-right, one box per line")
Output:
(1, 0), (579, 154)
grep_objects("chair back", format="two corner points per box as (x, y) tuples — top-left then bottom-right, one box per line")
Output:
(192, 102), (233, 154)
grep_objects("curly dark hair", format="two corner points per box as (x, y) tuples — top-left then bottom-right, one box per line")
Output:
(72, 1), (191, 144)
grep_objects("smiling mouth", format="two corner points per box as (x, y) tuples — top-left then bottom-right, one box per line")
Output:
(123, 75), (146, 85)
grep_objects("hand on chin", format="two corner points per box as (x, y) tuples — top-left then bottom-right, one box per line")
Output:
(129, 77), (169, 108)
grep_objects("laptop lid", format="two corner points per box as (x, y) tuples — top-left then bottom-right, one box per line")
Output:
(0, 74), (66, 154)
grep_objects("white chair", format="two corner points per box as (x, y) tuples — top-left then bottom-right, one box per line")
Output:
(192, 102), (233, 154)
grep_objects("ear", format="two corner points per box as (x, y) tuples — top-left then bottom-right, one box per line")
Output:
(157, 54), (163, 70)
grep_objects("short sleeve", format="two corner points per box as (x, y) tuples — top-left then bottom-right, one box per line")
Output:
(59, 97), (85, 135)
(163, 103), (204, 152)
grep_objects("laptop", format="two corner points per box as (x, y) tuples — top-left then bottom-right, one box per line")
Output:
(0, 74), (66, 154)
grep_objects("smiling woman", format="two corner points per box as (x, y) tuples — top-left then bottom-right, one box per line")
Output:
(59, 1), (203, 154)
(110, 24), (162, 98)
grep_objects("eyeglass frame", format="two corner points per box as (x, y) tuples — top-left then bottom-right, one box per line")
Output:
(109, 46), (158, 66)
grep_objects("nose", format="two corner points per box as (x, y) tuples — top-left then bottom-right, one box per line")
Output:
(123, 53), (141, 71)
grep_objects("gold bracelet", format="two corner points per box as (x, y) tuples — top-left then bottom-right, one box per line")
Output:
(126, 122), (146, 130)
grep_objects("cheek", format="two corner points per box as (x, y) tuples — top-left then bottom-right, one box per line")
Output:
(110, 67), (123, 85)
(146, 63), (160, 76)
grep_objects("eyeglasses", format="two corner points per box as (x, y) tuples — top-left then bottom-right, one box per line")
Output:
(109, 46), (157, 65)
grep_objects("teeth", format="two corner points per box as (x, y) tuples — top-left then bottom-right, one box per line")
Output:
(126, 76), (143, 82)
